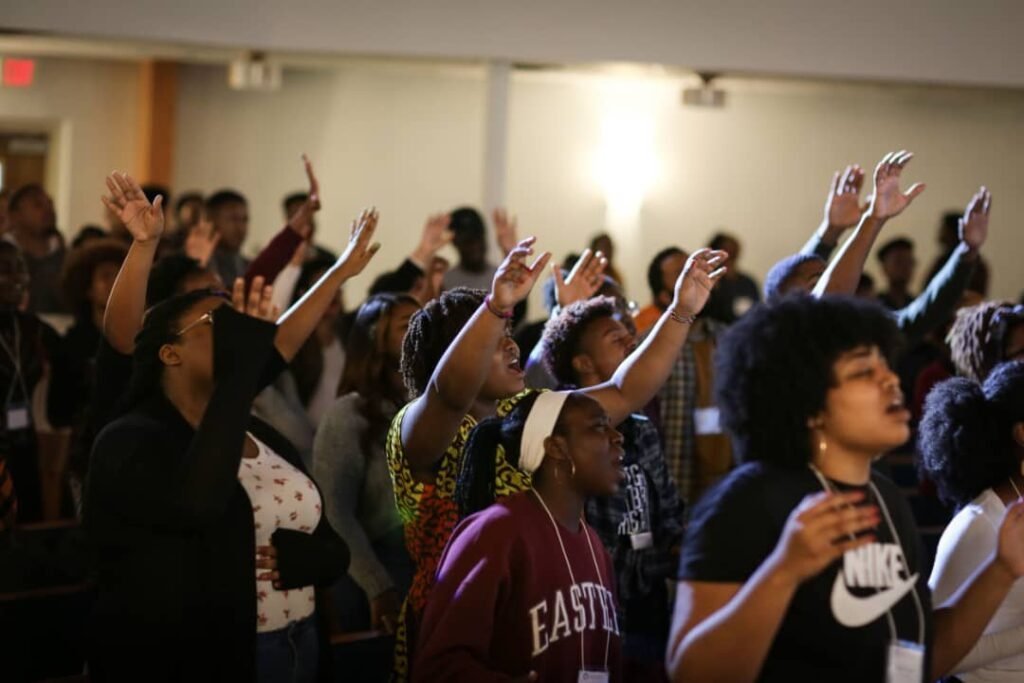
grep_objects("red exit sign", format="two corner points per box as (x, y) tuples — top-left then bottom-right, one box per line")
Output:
(1, 58), (36, 88)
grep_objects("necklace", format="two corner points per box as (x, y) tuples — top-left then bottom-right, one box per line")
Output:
(1009, 477), (1022, 500)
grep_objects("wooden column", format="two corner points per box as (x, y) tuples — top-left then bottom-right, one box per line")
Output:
(136, 60), (178, 186)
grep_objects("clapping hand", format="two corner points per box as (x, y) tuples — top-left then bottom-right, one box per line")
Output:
(771, 491), (879, 584)
(869, 151), (926, 220)
(959, 186), (992, 253)
(553, 248), (609, 308)
(102, 171), (164, 244)
(671, 248), (729, 318)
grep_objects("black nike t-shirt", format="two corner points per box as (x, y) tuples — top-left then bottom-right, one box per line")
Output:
(678, 461), (933, 682)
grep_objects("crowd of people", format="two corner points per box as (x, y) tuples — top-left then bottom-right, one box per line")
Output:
(0, 147), (1023, 683)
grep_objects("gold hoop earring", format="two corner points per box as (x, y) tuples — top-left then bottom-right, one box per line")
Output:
(818, 433), (827, 455)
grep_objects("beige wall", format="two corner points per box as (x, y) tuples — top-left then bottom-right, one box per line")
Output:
(0, 58), (140, 237)
(174, 62), (487, 299)
(506, 71), (1024, 306)
(174, 62), (1024, 309)
(3, 57), (1020, 310)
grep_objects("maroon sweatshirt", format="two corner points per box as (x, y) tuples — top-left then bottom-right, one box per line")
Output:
(414, 491), (623, 682)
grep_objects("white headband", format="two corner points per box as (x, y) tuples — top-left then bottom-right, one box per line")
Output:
(519, 391), (572, 474)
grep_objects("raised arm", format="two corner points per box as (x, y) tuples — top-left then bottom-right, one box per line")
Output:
(813, 151), (926, 297)
(400, 238), (550, 476)
(583, 248), (726, 425)
(669, 492), (876, 682)
(274, 209), (381, 361)
(800, 165), (867, 261)
(896, 187), (989, 342)
(245, 154), (320, 285)
(100, 172), (165, 353)
(552, 247), (608, 310)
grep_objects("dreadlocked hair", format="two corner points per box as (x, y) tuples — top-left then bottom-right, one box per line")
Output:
(338, 293), (421, 458)
(541, 296), (618, 387)
(918, 360), (1024, 508)
(117, 288), (222, 415)
(949, 301), (1024, 382)
(400, 287), (486, 399)
(455, 391), (545, 519)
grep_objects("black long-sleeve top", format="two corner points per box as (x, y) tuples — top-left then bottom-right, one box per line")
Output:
(83, 307), (349, 682)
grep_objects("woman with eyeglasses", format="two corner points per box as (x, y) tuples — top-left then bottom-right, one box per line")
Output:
(84, 173), (382, 683)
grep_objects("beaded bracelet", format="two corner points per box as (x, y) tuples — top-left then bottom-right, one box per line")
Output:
(484, 294), (514, 320)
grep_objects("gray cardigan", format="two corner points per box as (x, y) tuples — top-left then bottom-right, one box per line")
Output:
(312, 392), (403, 599)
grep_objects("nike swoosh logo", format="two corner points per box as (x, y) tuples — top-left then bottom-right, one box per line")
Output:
(830, 571), (919, 628)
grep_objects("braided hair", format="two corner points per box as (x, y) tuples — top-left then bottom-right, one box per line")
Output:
(117, 288), (223, 414)
(949, 302), (1024, 383)
(400, 287), (486, 399)
(918, 360), (1024, 508)
(455, 391), (544, 518)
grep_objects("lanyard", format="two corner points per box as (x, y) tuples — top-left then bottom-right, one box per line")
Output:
(0, 315), (29, 407)
(808, 465), (926, 646)
(531, 488), (611, 673)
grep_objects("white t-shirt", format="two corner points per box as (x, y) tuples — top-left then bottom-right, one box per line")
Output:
(930, 488), (1024, 681)
(237, 434), (323, 632)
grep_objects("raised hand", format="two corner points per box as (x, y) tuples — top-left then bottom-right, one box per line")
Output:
(995, 499), (1024, 578)
(184, 219), (221, 267)
(671, 248), (729, 318)
(771, 491), (879, 584)
(493, 208), (519, 256)
(553, 248), (609, 308)
(411, 212), (453, 266)
(489, 237), (551, 313)
(287, 154), (321, 239)
(336, 208), (382, 280)
(825, 165), (868, 230)
(869, 151), (926, 220)
(959, 186), (992, 252)
(101, 171), (164, 243)
(232, 276), (279, 322)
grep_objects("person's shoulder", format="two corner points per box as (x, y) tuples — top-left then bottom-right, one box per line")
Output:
(322, 392), (368, 430)
(446, 494), (527, 553)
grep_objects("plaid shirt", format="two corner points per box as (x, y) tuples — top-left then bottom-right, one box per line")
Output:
(654, 319), (724, 506)
(585, 413), (684, 603)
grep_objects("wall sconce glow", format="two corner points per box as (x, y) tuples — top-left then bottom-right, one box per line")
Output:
(594, 112), (657, 225)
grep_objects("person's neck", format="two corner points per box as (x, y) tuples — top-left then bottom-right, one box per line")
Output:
(533, 474), (585, 533)
(887, 283), (910, 300)
(992, 463), (1024, 506)
(460, 260), (488, 275)
(14, 227), (50, 258)
(468, 397), (497, 423)
(811, 442), (874, 486)
(162, 378), (212, 429)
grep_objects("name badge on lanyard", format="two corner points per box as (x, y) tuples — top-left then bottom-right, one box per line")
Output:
(886, 639), (924, 683)
(5, 403), (30, 431)
(578, 670), (609, 683)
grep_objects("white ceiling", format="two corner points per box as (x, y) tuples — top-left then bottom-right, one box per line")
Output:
(2, 0), (1023, 88)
